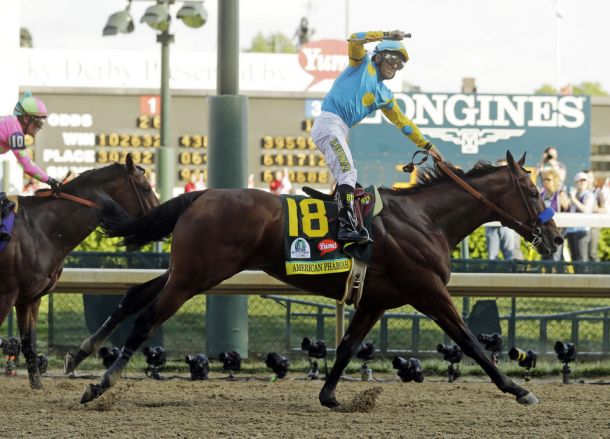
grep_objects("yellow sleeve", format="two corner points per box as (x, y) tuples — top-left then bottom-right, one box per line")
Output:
(382, 99), (429, 148)
(347, 31), (385, 67)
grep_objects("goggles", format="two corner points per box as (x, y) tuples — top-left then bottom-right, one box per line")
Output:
(382, 53), (404, 70)
(30, 116), (46, 128)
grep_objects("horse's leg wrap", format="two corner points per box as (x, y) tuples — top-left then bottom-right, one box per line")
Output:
(20, 335), (42, 390)
(100, 347), (134, 389)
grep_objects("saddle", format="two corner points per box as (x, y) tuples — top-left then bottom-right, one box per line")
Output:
(302, 185), (376, 233)
(300, 185), (381, 308)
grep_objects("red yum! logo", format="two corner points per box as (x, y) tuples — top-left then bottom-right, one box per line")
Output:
(298, 39), (348, 90)
(317, 239), (339, 256)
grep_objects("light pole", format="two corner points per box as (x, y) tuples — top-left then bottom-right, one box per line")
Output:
(103, 0), (207, 202)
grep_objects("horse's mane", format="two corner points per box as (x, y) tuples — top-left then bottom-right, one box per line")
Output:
(59, 162), (125, 190)
(379, 160), (501, 194)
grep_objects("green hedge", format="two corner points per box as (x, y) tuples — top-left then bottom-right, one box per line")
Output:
(79, 226), (610, 261)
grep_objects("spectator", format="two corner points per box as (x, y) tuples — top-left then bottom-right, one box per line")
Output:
(22, 177), (39, 195)
(539, 169), (569, 261)
(269, 169), (292, 195)
(602, 177), (610, 213)
(485, 225), (518, 261)
(485, 158), (522, 261)
(564, 171), (595, 263)
(587, 170), (605, 262)
(536, 146), (567, 189)
(184, 174), (197, 193)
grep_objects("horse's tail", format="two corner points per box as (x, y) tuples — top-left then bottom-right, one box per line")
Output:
(100, 191), (205, 248)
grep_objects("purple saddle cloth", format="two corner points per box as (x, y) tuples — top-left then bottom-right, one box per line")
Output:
(0, 212), (15, 253)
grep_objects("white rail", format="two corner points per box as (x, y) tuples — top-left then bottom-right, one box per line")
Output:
(56, 268), (610, 298)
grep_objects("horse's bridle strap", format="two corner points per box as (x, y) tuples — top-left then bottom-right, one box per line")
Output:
(35, 190), (98, 208)
(435, 160), (535, 235)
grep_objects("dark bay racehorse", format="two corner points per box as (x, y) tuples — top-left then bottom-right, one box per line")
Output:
(0, 154), (158, 389)
(72, 151), (562, 407)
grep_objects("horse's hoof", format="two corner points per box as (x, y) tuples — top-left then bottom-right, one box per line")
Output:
(63, 353), (75, 375)
(80, 384), (104, 404)
(29, 380), (43, 390)
(516, 392), (539, 405)
(320, 397), (341, 409)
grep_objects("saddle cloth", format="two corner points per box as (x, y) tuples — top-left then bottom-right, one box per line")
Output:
(281, 185), (382, 276)
(0, 195), (18, 253)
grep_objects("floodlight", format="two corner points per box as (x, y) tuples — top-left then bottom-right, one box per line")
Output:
(141, 1), (171, 32)
(103, 8), (135, 36)
(176, 1), (207, 28)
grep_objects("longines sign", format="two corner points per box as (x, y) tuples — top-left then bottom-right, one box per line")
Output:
(360, 93), (587, 154)
(350, 92), (591, 187)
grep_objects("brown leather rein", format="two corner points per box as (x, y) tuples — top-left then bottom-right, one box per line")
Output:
(35, 189), (98, 208)
(403, 151), (544, 246)
(34, 172), (149, 214)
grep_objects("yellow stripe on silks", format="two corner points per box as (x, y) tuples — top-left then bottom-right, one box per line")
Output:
(7, 195), (19, 213)
(285, 258), (352, 275)
(330, 137), (352, 172)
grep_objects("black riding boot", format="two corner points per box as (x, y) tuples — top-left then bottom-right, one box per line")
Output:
(337, 185), (371, 244)
(0, 228), (11, 241)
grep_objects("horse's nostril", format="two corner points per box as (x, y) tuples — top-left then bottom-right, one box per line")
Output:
(554, 236), (564, 246)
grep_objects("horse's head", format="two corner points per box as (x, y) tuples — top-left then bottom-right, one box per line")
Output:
(99, 154), (160, 217)
(503, 151), (563, 255)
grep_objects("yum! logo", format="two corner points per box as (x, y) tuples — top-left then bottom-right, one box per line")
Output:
(299, 39), (348, 90)
(317, 239), (339, 256)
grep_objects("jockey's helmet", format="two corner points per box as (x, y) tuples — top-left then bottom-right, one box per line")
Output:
(14, 91), (48, 119)
(373, 40), (409, 64)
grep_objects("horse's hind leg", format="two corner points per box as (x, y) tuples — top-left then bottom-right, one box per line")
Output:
(65, 272), (169, 374)
(81, 273), (223, 403)
(319, 305), (385, 408)
(15, 298), (43, 389)
(412, 287), (537, 404)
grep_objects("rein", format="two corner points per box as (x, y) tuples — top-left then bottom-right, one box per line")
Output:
(403, 151), (551, 246)
(34, 172), (149, 214)
(35, 189), (98, 208)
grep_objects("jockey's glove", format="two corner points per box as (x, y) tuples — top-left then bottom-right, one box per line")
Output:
(47, 177), (61, 192)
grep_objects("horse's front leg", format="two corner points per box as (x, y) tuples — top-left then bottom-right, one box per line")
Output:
(319, 305), (384, 409)
(16, 298), (43, 389)
(65, 272), (168, 375)
(412, 285), (537, 404)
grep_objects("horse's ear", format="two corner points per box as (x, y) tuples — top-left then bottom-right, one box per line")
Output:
(125, 153), (136, 174)
(517, 152), (527, 167)
(506, 151), (518, 173)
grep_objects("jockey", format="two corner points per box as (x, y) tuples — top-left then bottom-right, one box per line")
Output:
(0, 91), (60, 241)
(0, 91), (60, 192)
(311, 30), (444, 244)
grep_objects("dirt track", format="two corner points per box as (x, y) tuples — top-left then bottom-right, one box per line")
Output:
(1, 372), (609, 438)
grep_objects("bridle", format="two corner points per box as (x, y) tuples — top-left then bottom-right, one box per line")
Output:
(403, 151), (554, 247)
(127, 171), (151, 215)
(35, 171), (150, 216)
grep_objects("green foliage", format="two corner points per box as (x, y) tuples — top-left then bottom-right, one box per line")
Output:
(573, 81), (609, 96)
(451, 227), (488, 258)
(73, 228), (171, 253)
(598, 228), (610, 261)
(246, 31), (296, 53)
(534, 83), (557, 95)
(535, 81), (609, 96)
